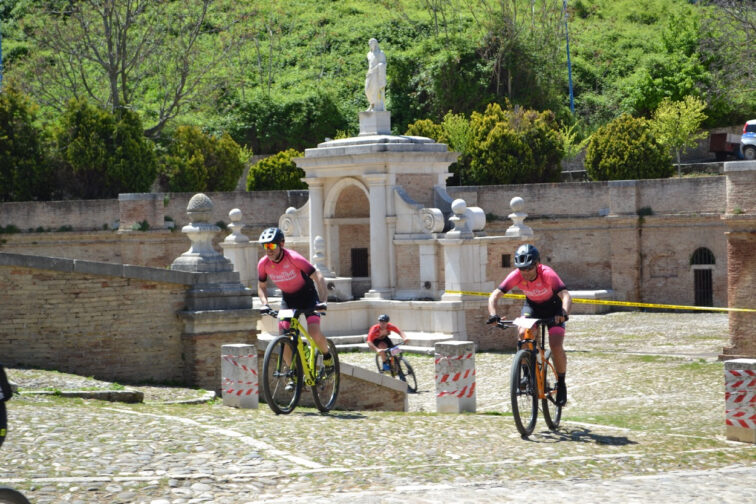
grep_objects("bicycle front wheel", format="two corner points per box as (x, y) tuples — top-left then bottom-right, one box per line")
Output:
(397, 356), (418, 393)
(262, 336), (303, 415)
(510, 349), (538, 438)
(0, 487), (32, 504)
(541, 350), (562, 431)
(311, 339), (340, 413)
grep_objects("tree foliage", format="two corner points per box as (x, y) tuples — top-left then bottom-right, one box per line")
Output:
(0, 85), (53, 202)
(585, 114), (672, 181)
(19, 0), (240, 137)
(650, 96), (708, 175)
(466, 103), (563, 185)
(246, 148), (306, 191)
(158, 126), (247, 193)
(218, 92), (349, 155)
(53, 98), (157, 199)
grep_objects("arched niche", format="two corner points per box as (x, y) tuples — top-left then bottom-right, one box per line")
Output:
(323, 178), (371, 278)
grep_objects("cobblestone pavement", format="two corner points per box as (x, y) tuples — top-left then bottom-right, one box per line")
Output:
(2, 313), (756, 503)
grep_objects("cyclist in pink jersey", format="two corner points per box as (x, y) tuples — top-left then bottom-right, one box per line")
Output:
(487, 244), (572, 406)
(257, 227), (333, 371)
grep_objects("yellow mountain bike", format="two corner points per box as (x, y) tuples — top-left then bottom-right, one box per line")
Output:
(261, 308), (340, 414)
(494, 317), (562, 438)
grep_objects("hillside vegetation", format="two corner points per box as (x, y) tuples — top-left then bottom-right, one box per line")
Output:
(0, 0), (754, 199)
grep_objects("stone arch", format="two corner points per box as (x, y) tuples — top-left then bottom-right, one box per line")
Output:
(690, 247), (715, 307)
(324, 177), (369, 218)
(323, 177), (371, 279)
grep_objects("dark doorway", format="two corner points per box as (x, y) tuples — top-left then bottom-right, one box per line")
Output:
(694, 269), (713, 307)
(690, 247), (715, 307)
(351, 248), (368, 277)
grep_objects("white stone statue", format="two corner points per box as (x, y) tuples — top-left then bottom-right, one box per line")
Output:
(364, 38), (387, 112)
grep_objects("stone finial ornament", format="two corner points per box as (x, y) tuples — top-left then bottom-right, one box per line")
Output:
(170, 193), (233, 272)
(505, 196), (533, 237)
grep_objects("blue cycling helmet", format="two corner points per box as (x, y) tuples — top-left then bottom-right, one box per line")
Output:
(513, 244), (540, 269)
(259, 227), (284, 244)
(378, 314), (390, 322)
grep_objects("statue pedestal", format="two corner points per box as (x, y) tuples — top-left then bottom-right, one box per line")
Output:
(359, 111), (391, 136)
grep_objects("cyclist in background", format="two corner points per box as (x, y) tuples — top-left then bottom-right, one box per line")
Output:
(367, 314), (409, 372)
(257, 227), (334, 371)
(487, 244), (572, 406)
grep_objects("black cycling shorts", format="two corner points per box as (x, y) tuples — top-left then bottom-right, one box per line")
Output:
(521, 294), (565, 328)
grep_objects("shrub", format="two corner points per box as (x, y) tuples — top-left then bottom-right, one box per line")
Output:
(224, 92), (348, 154)
(0, 85), (53, 201)
(246, 148), (306, 191)
(467, 103), (563, 185)
(158, 126), (246, 193)
(584, 114), (672, 181)
(54, 98), (156, 199)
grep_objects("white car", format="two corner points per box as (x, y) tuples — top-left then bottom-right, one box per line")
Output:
(741, 120), (756, 161)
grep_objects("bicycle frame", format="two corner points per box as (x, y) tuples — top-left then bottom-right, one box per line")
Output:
(514, 318), (557, 403)
(277, 309), (321, 387)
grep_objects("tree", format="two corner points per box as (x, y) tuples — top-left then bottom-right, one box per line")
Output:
(246, 148), (306, 191)
(54, 98), (157, 199)
(585, 114), (671, 181)
(699, 1), (756, 123)
(158, 126), (247, 193)
(21, 0), (240, 137)
(470, 0), (565, 114)
(466, 102), (563, 185)
(0, 85), (53, 201)
(650, 96), (707, 177)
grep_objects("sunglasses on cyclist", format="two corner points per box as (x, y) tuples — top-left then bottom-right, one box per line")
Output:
(518, 264), (536, 272)
(262, 243), (280, 250)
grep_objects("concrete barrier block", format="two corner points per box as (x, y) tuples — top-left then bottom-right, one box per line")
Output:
(435, 341), (476, 413)
(724, 358), (756, 443)
(221, 344), (258, 409)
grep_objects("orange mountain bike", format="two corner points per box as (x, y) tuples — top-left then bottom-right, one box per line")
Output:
(494, 317), (563, 438)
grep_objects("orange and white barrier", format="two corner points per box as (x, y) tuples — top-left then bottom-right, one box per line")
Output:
(435, 341), (476, 413)
(725, 359), (756, 443)
(221, 344), (258, 409)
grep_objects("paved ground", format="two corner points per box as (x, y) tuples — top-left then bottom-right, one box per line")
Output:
(2, 312), (756, 503)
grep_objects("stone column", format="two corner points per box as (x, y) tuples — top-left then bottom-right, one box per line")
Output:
(365, 174), (391, 298)
(307, 179), (325, 263)
(435, 341), (476, 413)
(221, 344), (258, 409)
(721, 161), (756, 359)
(220, 208), (258, 288)
(440, 199), (492, 301)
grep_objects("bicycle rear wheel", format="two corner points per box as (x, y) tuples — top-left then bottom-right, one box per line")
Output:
(311, 339), (340, 413)
(0, 487), (32, 504)
(262, 336), (302, 414)
(397, 356), (418, 393)
(510, 349), (538, 438)
(541, 350), (562, 430)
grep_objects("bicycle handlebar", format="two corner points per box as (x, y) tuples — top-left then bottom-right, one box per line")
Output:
(491, 315), (568, 330)
(260, 305), (327, 319)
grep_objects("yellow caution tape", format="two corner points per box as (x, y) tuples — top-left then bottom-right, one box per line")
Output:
(444, 290), (756, 313)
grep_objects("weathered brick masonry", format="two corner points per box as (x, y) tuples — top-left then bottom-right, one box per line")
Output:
(0, 253), (258, 389)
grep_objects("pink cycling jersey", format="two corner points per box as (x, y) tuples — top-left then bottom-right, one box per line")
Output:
(498, 264), (566, 303)
(257, 249), (315, 295)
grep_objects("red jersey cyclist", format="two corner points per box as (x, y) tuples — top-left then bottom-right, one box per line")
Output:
(487, 244), (572, 406)
(257, 227), (334, 372)
(367, 314), (409, 372)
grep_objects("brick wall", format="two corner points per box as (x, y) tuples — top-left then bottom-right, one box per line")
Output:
(0, 262), (188, 383)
